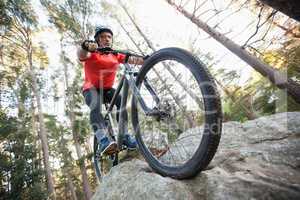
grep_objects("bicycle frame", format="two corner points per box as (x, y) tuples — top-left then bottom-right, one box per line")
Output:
(102, 63), (160, 148)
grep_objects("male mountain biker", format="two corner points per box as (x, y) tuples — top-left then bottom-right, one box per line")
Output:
(77, 26), (144, 155)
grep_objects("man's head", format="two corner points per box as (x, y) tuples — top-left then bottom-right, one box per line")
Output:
(94, 26), (113, 48)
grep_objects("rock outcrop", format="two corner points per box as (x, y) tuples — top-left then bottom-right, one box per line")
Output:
(92, 112), (300, 200)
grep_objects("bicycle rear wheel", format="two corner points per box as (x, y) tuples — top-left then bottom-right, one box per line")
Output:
(93, 118), (118, 181)
(131, 47), (222, 179)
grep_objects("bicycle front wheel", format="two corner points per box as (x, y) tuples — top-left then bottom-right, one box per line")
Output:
(131, 47), (222, 179)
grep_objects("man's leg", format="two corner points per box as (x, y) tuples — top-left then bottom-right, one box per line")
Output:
(83, 88), (117, 154)
(104, 88), (137, 150)
(103, 88), (127, 123)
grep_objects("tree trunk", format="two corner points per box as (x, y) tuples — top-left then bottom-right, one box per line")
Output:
(259, 0), (300, 22)
(30, 99), (43, 172)
(59, 134), (78, 200)
(84, 141), (97, 179)
(62, 49), (92, 200)
(71, 115), (92, 200)
(10, 88), (26, 198)
(67, 176), (78, 200)
(61, 165), (77, 200)
(69, 99), (92, 200)
(166, 0), (300, 105)
(27, 49), (56, 199)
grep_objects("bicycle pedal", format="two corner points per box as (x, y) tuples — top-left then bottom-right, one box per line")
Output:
(127, 147), (138, 151)
(121, 145), (137, 152)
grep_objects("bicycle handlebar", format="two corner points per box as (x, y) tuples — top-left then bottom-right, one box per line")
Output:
(96, 47), (144, 58)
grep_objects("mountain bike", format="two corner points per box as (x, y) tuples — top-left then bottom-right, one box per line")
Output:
(93, 47), (222, 181)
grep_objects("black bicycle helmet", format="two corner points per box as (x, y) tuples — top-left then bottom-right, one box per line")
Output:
(94, 26), (113, 41)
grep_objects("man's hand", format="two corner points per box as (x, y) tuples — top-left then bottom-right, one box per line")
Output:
(81, 40), (98, 52)
(78, 40), (97, 61)
(128, 56), (144, 65)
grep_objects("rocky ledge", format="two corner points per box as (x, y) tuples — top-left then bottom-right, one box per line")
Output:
(92, 112), (300, 200)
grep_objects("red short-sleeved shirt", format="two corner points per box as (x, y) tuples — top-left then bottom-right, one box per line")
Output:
(81, 52), (126, 91)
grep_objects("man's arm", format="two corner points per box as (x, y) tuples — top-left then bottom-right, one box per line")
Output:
(77, 47), (91, 61)
(77, 40), (98, 61)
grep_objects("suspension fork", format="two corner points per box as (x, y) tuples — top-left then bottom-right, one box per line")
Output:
(128, 77), (163, 118)
(143, 77), (160, 105)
